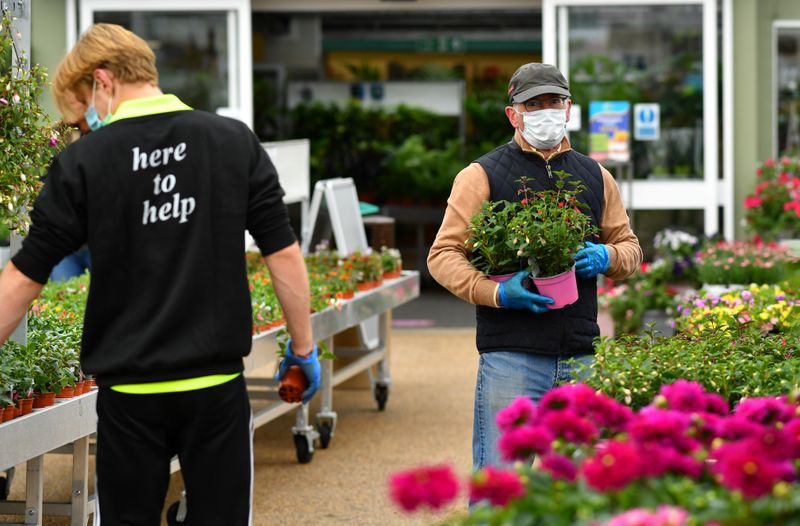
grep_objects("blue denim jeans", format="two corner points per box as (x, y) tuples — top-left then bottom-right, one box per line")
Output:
(472, 351), (594, 471)
(50, 248), (91, 282)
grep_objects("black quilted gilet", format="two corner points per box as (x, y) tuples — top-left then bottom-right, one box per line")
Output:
(474, 140), (604, 356)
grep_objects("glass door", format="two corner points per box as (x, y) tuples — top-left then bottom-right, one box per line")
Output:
(543, 0), (720, 244)
(774, 22), (800, 158)
(78, 0), (252, 128)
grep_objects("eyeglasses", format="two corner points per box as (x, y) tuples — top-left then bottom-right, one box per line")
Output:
(520, 96), (568, 112)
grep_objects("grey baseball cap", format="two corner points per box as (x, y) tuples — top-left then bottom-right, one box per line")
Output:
(507, 63), (571, 103)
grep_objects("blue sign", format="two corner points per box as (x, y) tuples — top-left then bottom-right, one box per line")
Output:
(634, 103), (660, 141)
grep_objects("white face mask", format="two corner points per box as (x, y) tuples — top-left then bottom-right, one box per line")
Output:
(516, 108), (567, 150)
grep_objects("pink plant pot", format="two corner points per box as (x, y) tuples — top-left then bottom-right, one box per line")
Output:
(488, 273), (516, 283)
(532, 266), (578, 309)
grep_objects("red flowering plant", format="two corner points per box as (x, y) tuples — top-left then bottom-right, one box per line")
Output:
(509, 172), (598, 278)
(388, 382), (800, 525)
(743, 156), (800, 241)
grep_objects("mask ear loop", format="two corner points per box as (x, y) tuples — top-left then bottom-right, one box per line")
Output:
(106, 81), (113, 119)
(91, 78), (98, 107)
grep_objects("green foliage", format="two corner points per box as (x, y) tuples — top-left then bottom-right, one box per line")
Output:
(580, 328), (800, 410)
(0, 12), (66, 233)
(466, 200), (522, 275)
(378, 135), (461, 203)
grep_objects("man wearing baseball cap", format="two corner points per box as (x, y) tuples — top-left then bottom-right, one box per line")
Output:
(428, 63), (642, 471)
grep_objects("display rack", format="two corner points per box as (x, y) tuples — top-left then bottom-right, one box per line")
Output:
(0, 271), (419, 526)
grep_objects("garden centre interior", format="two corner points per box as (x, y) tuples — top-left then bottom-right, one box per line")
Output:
(3, 0), (800, 525)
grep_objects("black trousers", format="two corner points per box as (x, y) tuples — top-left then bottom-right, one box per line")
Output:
(95, 375), (253, 526)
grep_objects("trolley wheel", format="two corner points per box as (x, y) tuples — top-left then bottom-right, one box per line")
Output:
(0, 476), (7, 501)
(374, 384), (389, 411)
(166, 501), (186, 525)
(318, 422), (333, 449)
(294, 434), (314, 464)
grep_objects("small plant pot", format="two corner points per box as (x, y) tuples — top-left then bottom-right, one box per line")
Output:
(337, 290), (355, 300)
(56, 386), (75, 399)
(532, 266), (579, 309)
(33, 392), (56, 408)
(1, 406), (15, 423)
(383, 264), (403, 280)
(278, 365), (309, 404)
(74, 381), (86, 395)
(488, 273), (516, 283)
(18, 397), (34, 415)
(356, 280), (381, 291)
(85, 378), (97, 389)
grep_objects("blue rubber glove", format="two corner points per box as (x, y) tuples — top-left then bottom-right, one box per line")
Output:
(573, 241), (610, 279)
(498, 271), (554, 314)
(276, 340), (321, 403)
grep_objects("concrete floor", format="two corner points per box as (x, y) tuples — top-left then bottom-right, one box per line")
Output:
(2, 328), (478, 526)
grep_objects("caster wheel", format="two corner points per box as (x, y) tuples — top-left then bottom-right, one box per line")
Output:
(374, 384), (389, 411)
(0, 476), (7, 501)
(294, 434), (314, 464)
(166, 501), (187, 525)
(318, 422), (332, 449)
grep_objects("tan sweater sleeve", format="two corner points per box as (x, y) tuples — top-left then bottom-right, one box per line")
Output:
(427, 163), (501, 307)
(598, 165), (643, 280)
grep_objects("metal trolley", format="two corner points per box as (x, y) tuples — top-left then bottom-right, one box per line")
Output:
(0, 272), (419, 526)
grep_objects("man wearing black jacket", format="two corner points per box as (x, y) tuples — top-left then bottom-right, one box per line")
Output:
(0, 23), (318, 525)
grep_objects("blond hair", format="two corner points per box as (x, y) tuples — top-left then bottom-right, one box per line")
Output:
(53, 23), (158, 116)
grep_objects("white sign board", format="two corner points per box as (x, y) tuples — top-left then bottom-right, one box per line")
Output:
(261, 139), (310, 205)
(634, 103), (660, 141)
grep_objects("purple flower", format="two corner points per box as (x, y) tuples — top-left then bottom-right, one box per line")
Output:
(741, 290), (752, 301)
(540, 453), (578, 482)
(495, 396), (537, 433)
(498, 424), (553, 461)
(388, 465), (460, 512)
(582, 440), (642, 491)
(49, 135), (59, 147)
(0, 97), (7, 105)
(469, 466), (525, 507)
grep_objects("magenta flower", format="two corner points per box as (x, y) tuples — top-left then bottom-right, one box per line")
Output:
(784, 419), (800, 457)
(541, 453), (578, 482)
(735, 397), (795, 425)
(717, 414), (766, 441)
(589, 392), (634, 432)
(498, 424), (553, 461)
(495, 396), (537, 433)
(49, 135), (59, 147)
(388, 465), (460, 512)
(711, 441), (784, 498)
(0, 97), (7, 105)
(539, 383), (598, 415)
(469, 466), (525, 507)
(704, 393), (730, 415)
(582, 440), (642, 491)
(659, 380), (709, 413)
(628, 408), (696, 453)
(542, 410), (598, 444)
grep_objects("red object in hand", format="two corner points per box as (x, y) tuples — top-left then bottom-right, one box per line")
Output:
(279, 365), (309, 403)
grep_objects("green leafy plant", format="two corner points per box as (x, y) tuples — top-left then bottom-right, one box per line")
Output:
(380, 246), (402, 274)
(743, 156), (800, 240)
(466, 200), (523, 275)
(0, 11), (66, 233)
(510, 172), (598, 277)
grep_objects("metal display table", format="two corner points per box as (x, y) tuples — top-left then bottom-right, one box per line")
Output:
(0, 272), (419, 526)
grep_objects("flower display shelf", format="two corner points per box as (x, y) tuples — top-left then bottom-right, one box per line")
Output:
(0, 271), (419, 525)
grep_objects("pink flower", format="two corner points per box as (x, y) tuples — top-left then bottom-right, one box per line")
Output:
(469, 466), (525, 507)
(628, 408), (696, 453)
(539, 383), (599, 416)
(498, 424), (553, 461)
(711, 441), (784, 498)
(49, 135), (58, 147)
(704, 394), (730, 415)
(388, 465), (460, 512)
(541, 452), (578, 482)
(589, 392), (634, 432)
(735, 397), (795, 425)
(582, 440), (642, 491)
(0, 97), (7, 105)
(743, 196), (762, 209)
(659, 380), (708, 413)
(542, 410), (598, 444)
(11, 93), (20, 104)
(495, 396), (537, 433)
(765, 158), (775, 168)
(603, 505), (689, 526)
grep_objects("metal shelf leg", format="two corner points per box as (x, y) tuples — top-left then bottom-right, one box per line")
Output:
(25, 456), (43, 526)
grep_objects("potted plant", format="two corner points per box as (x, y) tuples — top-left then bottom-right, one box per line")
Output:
(466, 200), (523, 281)
(380, 246), (403, 279)
(509, 172), (598, 308)
(695, 239), (794, 293)
(348, 251), (384, 290)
